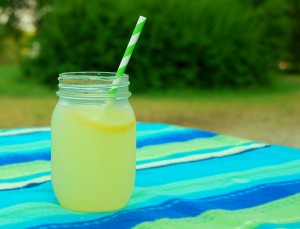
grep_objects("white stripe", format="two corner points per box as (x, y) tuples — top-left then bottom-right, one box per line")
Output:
(118, 55), (131, 69)
(0, 175), (51, 190)
(136, 143), (267, 170)
(112, 77), (122, 85)
(137, 16), (147, 24)
(0, 127), (50, 137)
(128, 32), (141, 47)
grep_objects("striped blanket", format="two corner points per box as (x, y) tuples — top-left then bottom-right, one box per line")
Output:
(0, 123), (300, 228)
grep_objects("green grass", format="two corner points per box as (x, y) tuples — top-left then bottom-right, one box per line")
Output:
(0, 64), (54, 96)
(1, 64), (300, 99)
(1, 64), (300, 148)
(135, 70), (300, 100)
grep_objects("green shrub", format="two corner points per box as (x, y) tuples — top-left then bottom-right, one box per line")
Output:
(286, 0), (300, 71)
(21, 0), (291, 92)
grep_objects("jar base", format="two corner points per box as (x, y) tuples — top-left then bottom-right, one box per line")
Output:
(58, 200), (129, 213)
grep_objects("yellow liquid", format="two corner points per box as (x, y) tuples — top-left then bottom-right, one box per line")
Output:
(51, 101), (136, 212)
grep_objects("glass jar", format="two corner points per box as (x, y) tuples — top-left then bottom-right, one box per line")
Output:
(51, 72), (136, 212)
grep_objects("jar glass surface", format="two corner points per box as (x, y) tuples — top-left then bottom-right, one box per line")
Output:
(51, 72), (136, 212)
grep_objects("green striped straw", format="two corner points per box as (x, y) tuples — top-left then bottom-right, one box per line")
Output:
(109, 16), (146, 94)
(116, 16), (147, 77)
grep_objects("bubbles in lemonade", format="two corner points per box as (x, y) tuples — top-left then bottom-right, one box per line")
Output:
(51, 100), (136, 212)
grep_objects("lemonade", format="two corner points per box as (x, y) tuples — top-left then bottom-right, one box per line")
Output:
(51, 96), (136, 212)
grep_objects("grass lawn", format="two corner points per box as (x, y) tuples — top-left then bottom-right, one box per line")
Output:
(1, 65), (300, 148)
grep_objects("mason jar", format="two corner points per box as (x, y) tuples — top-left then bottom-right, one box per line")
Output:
(51, 72), (136, 212)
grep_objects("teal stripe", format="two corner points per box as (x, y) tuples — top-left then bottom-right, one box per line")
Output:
(0, 148), (50, 158)
(126, 174), (300, 210)
(132, 174), (300, 212)
(0, 182), (55, 208)
(8, 212), (109, 229)
(137, 126), (182, 137)
(0, 202), (85, 226)
(1, 174), (299, 226)
(156, 159), (300, 197)
(127, 160), (300, 210)
(0, 177), (300, 226)
(0, 201), (119, 227)
(136, 123), (173, 131)
(135, 145), (300, 187)
(133, 194), (300, 229)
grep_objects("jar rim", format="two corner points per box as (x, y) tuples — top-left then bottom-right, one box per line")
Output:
(59, 72), (128, 80)
(57, 71), (131, 100)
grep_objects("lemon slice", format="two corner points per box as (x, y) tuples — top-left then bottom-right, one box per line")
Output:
(72, 111), (135, 133)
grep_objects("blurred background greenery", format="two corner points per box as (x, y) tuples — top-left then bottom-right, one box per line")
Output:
(0, 0), (299, 147)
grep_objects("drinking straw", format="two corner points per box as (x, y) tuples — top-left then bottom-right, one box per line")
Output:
(116, 16), (147, 77)
(108, 16), (146, 95)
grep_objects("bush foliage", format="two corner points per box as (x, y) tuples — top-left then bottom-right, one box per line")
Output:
(21, 0), (291, 91)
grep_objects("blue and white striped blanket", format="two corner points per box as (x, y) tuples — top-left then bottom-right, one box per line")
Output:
(1, 123), (300, 228)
